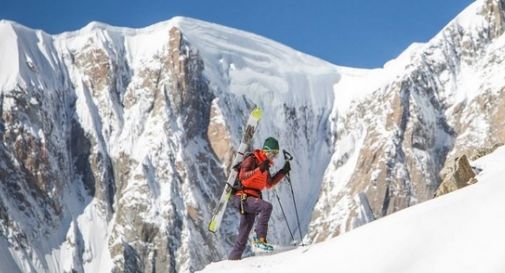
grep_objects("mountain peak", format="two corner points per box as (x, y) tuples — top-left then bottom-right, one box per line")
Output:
(82, 20), (112, 32)
(0, 19), (14, 26)
(0, 19), (38, 34)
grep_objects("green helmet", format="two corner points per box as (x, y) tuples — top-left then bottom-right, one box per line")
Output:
(263, 137), (279, 152)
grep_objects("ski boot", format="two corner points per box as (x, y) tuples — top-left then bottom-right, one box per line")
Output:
(253, 236), (274, 252)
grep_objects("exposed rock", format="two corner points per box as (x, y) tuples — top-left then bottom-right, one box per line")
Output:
(470, 143), (504, 160)
(353, 192), (376, 228)
(207, 99), (233, 166)
(435, 154), (476, 197)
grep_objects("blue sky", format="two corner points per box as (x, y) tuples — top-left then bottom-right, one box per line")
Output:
(1, 0), (473, 68)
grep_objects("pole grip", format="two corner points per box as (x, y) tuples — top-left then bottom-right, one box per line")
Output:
(283, 149), (293, 161)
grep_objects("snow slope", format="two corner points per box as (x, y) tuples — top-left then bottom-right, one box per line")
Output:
(198, 145), (505, 273)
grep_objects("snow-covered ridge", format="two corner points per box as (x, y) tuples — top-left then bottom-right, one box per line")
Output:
(1, 16), (379, 113)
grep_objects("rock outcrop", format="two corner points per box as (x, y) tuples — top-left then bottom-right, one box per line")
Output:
(435, 154), (477, 197)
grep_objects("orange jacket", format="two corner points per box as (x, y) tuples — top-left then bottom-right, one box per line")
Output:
(236, 149), (286, 198)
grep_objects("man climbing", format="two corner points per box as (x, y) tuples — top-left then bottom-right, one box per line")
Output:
(228, 137), (291, 260)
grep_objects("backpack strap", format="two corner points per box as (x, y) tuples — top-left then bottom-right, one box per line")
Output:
(233, 153), (262, 198)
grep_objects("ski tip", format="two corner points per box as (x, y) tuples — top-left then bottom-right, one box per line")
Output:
(208, 220), (218, 233)
(251, 107), (263, 120)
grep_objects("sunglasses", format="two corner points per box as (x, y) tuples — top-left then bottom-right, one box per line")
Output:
(265, 150), (279, 156)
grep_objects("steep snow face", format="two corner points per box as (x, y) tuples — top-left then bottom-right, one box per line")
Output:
(172, 17), (347, 242)
(174, 17), (338, 109)
(307, 0), (505, 242)
(198, 146), (505, 273)
(0, 21), (20, 91)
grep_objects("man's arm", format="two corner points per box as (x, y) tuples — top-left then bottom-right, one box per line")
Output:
(238, 156), (258, 181)
(266, 170), (286, 188)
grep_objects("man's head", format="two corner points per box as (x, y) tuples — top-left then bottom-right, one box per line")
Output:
(263, 137), (279, 160)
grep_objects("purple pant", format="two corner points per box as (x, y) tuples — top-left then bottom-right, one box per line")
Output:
(228, 195), (273, 260)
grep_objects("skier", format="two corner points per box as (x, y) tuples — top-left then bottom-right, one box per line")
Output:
(228, 137), (291, 260)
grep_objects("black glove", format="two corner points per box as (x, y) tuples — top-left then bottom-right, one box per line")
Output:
(281, 161), (291, 174)
(258, 159), (270, 172)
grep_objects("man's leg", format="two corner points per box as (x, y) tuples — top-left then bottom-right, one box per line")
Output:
(246, 198), (273, 239)
(228, 196), (256, 260)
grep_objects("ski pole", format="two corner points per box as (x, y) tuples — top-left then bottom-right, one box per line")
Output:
(274, 190), (295, 244)
(287, 174), (304, 245)
(283, 150), (304, 246)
